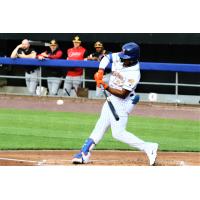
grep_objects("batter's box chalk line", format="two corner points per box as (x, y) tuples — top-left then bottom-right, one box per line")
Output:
(0, 157), (47, 165)
(156, 159), (187, 166)
(0, 158), (187, 166)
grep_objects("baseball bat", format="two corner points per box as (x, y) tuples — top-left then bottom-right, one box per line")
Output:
(100, 85), (119, 121)
(28, 40), (50, 47)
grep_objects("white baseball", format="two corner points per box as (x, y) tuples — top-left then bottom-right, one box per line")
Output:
(148, 93), (158, 102)
(56, 99), (64, 105)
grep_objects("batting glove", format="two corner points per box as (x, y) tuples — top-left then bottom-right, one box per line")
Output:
(96, 79), (108, 89)
(94, 69), (104, 81)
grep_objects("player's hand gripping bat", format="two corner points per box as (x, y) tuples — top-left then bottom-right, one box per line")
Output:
(100, 85), (119, 121)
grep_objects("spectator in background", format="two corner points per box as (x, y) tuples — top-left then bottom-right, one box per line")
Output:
(87, 41), (110, 61)
(63, 36), (88, 96)
(10, 39), (38, 95)
(38, 39), (64, 96)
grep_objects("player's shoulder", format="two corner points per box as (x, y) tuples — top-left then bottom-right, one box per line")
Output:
(81, 46), (86, 50)
(56, 48), (63, 53)
(17, 48), (23, 53)
(124, 63), (140, 77)
(28, 47), (36, 52)
(105, 52), (120, 63)
(130, 62), (140, 70)
(24, 48), (36, 54)
(67, 47), (75, 52)
(111, 52), (120, 58)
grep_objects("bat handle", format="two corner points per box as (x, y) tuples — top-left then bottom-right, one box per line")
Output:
(100, 84), (108, 98)
(100, 84), (104, 90)
(100, 84), (119, 121)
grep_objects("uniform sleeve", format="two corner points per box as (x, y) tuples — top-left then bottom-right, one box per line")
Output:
(99, 54), (111, 69)
(30, 48), (36, 54)
(48, 50), (63, 59)
(17, 49), (22, 54)
(122, 71), (140, 91)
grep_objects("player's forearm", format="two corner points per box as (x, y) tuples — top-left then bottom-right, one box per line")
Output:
(21, 53), (36, 58)
(10, 48), (19, 58)
(106, 87), (130, 99)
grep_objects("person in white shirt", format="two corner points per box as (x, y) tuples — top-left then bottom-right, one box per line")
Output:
(72, 42), (159, 166)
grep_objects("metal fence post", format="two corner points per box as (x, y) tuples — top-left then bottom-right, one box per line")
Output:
(39, 66), (42, 97)
(83, 68), (85, 88)
(175, 72), (179, 103)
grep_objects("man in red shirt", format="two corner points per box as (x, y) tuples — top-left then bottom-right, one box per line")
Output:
(63, 36), (88, 96)
(38, 39), (64, 95)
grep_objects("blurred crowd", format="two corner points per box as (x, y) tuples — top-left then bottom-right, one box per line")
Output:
(10, 36), (111, 96)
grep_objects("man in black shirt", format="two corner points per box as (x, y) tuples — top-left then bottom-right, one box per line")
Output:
(11, 39), (39, 95)
(87, 41), (110, 61)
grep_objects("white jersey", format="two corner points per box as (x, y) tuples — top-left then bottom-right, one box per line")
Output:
(99, 53), (141, 116)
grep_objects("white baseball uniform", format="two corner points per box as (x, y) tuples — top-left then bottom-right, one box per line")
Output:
(89, 53), (152, 152)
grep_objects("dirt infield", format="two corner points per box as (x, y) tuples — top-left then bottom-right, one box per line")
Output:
(0, 150), (199, 166)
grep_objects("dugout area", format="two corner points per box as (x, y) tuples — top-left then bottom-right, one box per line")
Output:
(0, 33), (200, 98)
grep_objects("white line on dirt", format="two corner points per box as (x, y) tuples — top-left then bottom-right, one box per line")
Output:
(60, 159), (137, 163)
(0, 157), (37, 163)
(0, 157), (47, 165)
(178, 161), (187, 166)
(0, 157), (188, 166)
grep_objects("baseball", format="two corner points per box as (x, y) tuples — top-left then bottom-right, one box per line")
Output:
(176, 99), (181, 103)
(148, 93), (158, 102)
(56, 99), (64, 105)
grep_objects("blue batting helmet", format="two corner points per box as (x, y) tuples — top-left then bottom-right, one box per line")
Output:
(118, 42), (140, 61)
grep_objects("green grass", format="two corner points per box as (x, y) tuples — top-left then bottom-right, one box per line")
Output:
(0, 108), (199, 151)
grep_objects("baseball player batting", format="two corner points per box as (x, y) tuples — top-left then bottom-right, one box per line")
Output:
(72, 42), (159, 166)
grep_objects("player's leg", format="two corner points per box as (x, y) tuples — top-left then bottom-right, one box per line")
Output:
(110, 113), (158, 166)
(72, 102), (111, 164)
(72, 76), (82, 96)
(26, 71), (37, 95)
(72, 138), (96, 164)
(89, 102), (111, 144)
(50, 77), (62, 96)
(63, 76), (72, 96)
(25, 72), (31, 94)
(47, 78), (53, 95)
(29, 70), (39, 95)
(111, 116), (148, 151)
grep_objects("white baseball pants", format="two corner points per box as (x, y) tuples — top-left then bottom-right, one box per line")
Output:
(63, 76), (82, 96)
(89, 101), (149, 151)
(47, 77), (62, 95)
(25, 69), (40, 95)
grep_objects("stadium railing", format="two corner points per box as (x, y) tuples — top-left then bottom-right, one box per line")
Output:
(0, 57), (200, 72)
(0, 57), (199, 102)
